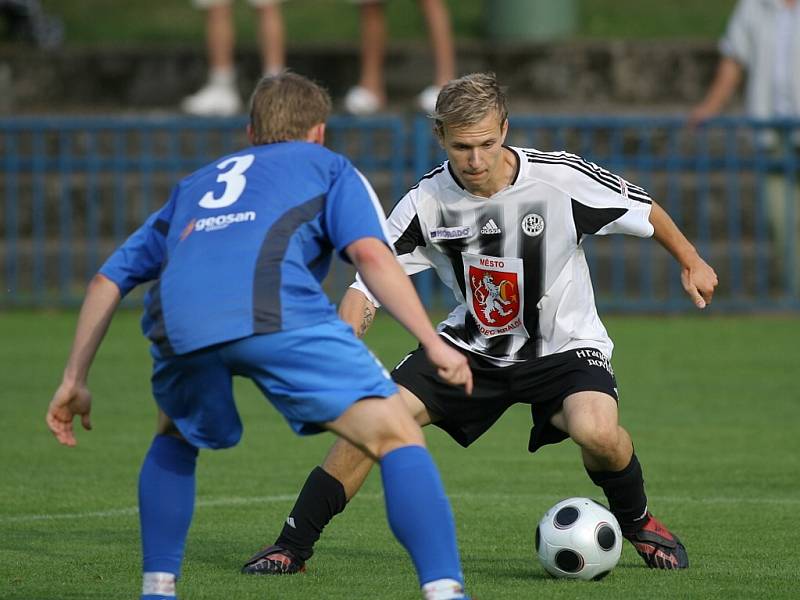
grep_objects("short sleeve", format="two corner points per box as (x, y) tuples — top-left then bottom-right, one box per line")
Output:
(349, 189), (435, 307)
(99, 187), (177, 296)
(719, 0), (753, 67)
(526, 150), (654, 241)
(324, 160), (391, 262)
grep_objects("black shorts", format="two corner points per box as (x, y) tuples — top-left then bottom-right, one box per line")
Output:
(391, 343), (618, 453)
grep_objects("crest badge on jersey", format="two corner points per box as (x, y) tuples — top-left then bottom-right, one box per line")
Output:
(521, 213), (545, 237)
(462, 253), (528, 338)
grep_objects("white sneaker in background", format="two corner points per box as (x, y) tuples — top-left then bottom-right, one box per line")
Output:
(343, 86), (382, 116)
(417, 85), (441, 114)
(181, 83), (242, 117)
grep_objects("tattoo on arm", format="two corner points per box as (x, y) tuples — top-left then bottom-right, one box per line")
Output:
(357, 305), (375, 338)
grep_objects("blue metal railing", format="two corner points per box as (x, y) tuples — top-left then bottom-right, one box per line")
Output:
(1, 115), (798, 310)
(413, 115), (799, 311)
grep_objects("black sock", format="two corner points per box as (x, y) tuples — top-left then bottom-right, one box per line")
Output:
(586, 453), (649, 536)
(275, 466), (347, 561)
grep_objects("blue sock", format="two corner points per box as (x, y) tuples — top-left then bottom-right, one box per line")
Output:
(380, 445), (463, 587)
(139, 434), (198, 589)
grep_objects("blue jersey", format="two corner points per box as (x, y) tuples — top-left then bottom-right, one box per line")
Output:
(100, 141), (389, 355)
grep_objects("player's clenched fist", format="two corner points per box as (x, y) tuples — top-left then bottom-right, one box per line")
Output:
(424, 340), (473, 395)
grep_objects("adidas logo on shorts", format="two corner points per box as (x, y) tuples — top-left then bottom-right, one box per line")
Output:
(480, 219), (502, 235)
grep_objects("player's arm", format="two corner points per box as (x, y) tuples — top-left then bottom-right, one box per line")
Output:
(688, 56), (743, 127)
(346, 237), (472, 394)
(46, 194), (174, 447)
(649, 201), (718, 309)
(46, 274), (121, 447)
(338, 287), (377, 339)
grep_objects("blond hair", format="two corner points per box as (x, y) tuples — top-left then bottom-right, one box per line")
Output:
(248, 72), (332, 145)
(431, 72), (508, 139)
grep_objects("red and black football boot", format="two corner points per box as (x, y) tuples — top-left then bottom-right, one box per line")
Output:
(624, 512), (689, 570)
(240, 544), (306, 575)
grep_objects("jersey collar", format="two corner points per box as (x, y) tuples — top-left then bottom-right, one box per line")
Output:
(445, 145), (522, 198)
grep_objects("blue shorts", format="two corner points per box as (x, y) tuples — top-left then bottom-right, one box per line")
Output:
(150, 320), (398, 449)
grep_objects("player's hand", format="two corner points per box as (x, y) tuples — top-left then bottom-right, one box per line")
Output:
(46, 380), (93, 447)
(424, 340), (473, 395)
(681, 256), (718, 309)
(687, 103), (716, 130)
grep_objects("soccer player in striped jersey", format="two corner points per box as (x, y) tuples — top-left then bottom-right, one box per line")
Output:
(45, 72), (474, 600)
(243, 73), (718, 577)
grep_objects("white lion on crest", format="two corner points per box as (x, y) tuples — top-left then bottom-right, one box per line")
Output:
(471, 273), (512, 324)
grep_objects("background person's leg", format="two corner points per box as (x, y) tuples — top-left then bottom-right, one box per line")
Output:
(416, 0), (456, 112)
(255, 1), (285, 75)
(345, 1), (386, 114)
(182, 1), (242, 116)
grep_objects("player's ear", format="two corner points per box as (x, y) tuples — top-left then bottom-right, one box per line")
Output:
(500, 118), (509, 142)
(434, 123), (446, 149)
(246, 124), (255, 145)
(306, 123), (326, 145)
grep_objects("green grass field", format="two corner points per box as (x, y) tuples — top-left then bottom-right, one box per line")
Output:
(1, 310), (798, 599)
(38, 0), (737, 45)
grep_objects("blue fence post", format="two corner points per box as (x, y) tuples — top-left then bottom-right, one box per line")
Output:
(58, 131), (73, 304)
(86, 131), (100, 287)
(4, 132), (19, 305)
(753, 123), (769, 298)
(32, 131), (46, 306)
(665, 125), (681, 304)
(724, 122), (743, 298)
(413, 115), (433, 179)
(390, 117), (406, 202)
(113, 130), (126, 246)
(696, 125), (712, 266)
(781, 125), (798, 303)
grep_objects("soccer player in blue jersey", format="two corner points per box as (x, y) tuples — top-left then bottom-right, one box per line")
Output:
(45, 72), (474, 600)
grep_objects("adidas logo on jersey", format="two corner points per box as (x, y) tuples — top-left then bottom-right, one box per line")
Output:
(480, 219), (502, 235)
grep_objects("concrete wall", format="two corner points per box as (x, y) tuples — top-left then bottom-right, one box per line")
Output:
(0, 39), (726, 115)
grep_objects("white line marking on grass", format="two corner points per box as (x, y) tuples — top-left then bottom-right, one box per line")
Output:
(3, 492), (798, 524)
(0, 494), (306, 524)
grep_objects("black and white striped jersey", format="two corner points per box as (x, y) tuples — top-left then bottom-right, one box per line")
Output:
(353, 146), (654, 366)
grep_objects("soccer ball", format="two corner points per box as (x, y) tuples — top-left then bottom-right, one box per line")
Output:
(535, 497), (622, 581)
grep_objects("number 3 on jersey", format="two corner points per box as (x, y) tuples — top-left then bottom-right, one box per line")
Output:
(199, 154), (255, 209)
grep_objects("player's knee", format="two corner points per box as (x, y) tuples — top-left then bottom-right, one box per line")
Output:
(571, 422), (619, 457)
(156, 411), (184, 439)
(365, 399), (425, 457)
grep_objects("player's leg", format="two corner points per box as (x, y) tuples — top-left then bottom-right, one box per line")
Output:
(243, 386), (434, 574)
(243, 340), (503, 576)
(325, 393), (467, 600)
(551, 391), (689, 569)
(252, 0), (285, 75)
(139, 412), (199, 600)
(141, 346), (242, 599)
(233, 325), (467, 597)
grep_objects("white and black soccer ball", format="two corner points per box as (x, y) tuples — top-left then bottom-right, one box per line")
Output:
(535, 497), (622, 581)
